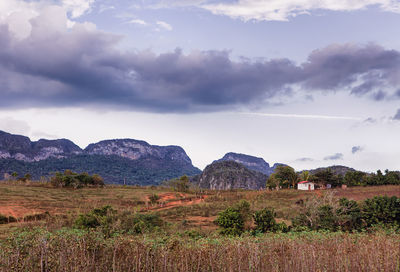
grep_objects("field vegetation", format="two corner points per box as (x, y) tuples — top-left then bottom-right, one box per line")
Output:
(0, 178), (399, 271)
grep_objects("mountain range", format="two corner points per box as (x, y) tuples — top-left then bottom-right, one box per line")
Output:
(0, 130), (200, 185)
(0, 130), (362, 188)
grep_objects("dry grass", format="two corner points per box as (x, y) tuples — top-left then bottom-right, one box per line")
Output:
(0, 182), (399, 232)
(0, 183), (400, 271)
(0, 230), (399, 272)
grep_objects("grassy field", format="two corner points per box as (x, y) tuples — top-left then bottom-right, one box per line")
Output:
(0, 182), (399, 232)
(0, 182), (399, 271)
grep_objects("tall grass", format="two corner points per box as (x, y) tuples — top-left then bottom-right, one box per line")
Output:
(1, 229), (399, 272)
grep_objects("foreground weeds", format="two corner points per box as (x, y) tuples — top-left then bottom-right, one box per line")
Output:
(1, 230), (399, 272)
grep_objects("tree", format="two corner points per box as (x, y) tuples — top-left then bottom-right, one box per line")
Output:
(344, 171), (367, 186)
(164, 175), (190, 192)
(299, 171), (311, 182)
(313, 169), (343, 187)
(266, 173), (279, 190)
(274, 165), (299, 189)
(11, 172), (18, 180)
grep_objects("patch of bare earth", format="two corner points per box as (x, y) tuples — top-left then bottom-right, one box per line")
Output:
(145, 193), (208, 211)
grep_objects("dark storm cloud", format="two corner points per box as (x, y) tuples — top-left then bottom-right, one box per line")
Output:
(323, 153), (343, 161)
(1, 12), (400, 113)
(351, 146), (363, 154)
(302, 44), (400, 92)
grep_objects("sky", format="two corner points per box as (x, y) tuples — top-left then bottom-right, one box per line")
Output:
(0, 0), (400, 172)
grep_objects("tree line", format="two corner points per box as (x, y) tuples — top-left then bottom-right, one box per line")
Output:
(267, 165), (400, 189)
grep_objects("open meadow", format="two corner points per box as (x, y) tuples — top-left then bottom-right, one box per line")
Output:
(0, 182), (399, 271)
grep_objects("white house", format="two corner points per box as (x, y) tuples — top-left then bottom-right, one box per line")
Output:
(297, 181), (315, 191)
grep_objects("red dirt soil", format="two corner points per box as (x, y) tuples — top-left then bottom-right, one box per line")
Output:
(145, 193), (208, 211)
(0, 205), (39, 219)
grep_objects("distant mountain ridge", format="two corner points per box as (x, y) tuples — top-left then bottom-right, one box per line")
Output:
(306, 165), (357, 176)
(0, 131), (82, 162)
(193, 161), (267, 190)
(0, 130), (200, 185)
(215, 152), (284, 176)
(85, 139), (192, 164)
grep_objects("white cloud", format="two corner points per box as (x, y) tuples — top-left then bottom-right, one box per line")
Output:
(0, 0), (96, 38)
(62, 0), (96, 18)
(98, 4), (115, 14)
(0, 0), (40, 39)
(201, 0), (400, 21)
(0, 117), (31, 135)
(156, 20), (173, 31)
(129, 19), (147, 25)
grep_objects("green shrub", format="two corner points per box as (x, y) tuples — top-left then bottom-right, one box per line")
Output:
(362, 196), (400, 227)
(316, 205), (338, 231)
(119, 213), (164, 234)
(337, 198), (362, 231)
(253, 208), (277, 233)
(215, 207), (244, 236)
(50, 170), (104, 188)
(75, 206), (164, 236)
(235, 199), (251, 222)
(75, 206), (115, 229)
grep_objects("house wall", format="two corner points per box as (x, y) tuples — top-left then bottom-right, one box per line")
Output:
(298, 183), (315, 190)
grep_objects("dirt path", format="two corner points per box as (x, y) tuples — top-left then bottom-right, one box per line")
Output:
(145, 193), (208, 211)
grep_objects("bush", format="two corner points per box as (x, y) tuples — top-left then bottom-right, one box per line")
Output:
(215, 207), (244, 236)
(119, 213), (164, 234)
(362, 196), (400, 227)
(316, 205), (338, 231)
(293, 196), (400, 232)
(253, 208), (277, 233)
(75, 206), (164, 236)
(50, 170), (104, 188)
(337, 198), (362, 231)
(235, 199), (251, 221)
(75, 206), (115, 229)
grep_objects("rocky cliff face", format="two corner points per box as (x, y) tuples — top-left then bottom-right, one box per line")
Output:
(85, 139), (192, 164)
(0, 130), (200, 185)
(0, 131), (82, 162)
(195, 161), (267, 190)
(216, 152), (284, 176)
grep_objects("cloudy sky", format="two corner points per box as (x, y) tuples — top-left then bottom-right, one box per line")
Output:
(0, 0), (400, 172)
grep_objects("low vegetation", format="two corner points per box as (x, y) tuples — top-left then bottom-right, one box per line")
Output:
(50, 170), (104, 188)
(0, 181), (399, 271)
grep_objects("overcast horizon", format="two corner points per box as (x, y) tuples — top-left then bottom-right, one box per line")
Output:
(1, 0), (400, 172)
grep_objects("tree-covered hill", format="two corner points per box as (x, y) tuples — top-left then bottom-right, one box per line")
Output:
(0, 154), (201, 185)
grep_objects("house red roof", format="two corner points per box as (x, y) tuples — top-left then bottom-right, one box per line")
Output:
(298, 181), (311, 184)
